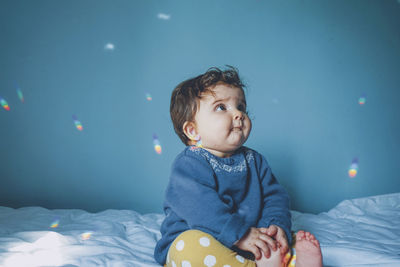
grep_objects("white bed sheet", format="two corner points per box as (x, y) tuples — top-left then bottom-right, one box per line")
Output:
(0, 193), (398, 267)
(292, 192), (400, 266)
(0, 207), (163, 267)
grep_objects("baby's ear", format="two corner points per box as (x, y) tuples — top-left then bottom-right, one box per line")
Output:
(183, 121), (198, 143)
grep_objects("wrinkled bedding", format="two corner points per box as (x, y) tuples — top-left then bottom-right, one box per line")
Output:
(0, 193), (399, 267)
(292, 193), (400, 266)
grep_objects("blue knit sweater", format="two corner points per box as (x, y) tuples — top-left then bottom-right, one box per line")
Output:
(154, 146), (291, 265)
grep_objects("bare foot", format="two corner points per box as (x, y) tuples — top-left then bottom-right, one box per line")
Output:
(294, 230), (323, 267)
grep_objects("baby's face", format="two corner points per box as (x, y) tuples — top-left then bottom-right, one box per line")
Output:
(192, 83), (252, 158)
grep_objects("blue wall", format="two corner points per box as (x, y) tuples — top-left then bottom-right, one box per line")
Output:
(1, 0), (399, 214)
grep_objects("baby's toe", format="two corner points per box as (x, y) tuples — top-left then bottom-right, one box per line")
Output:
(312, 239), (320, 248)
(296, 231), (306, 240)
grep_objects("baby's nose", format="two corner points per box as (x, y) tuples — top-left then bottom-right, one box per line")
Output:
(234, 110), (244, 120)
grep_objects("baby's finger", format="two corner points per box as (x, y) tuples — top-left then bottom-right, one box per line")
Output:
(267, 225), (278, 236)
(276, 233), (289, 254)
(255, 239), (271, 258)
(279, 241), (289, 255)
(259, 234), (277, 251)
(249, 245), (261, 260)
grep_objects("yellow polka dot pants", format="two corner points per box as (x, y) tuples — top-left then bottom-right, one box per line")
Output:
(165, 230), (296, 267)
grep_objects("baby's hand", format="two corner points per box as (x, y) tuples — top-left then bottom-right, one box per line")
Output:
(234, 227), (277, 260)
(259, 225), (289, 256)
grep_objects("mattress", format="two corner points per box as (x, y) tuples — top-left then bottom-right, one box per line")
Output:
(0, 193), (399, 266)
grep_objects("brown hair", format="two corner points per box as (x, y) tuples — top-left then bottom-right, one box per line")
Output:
(170, 66), (246, 145)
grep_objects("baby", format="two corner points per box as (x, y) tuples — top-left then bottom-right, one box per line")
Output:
(154, 66), (322, 267)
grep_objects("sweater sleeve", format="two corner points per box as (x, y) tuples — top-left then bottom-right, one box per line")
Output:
(255, 153), (292, 244)
(164, 151), (249, 248)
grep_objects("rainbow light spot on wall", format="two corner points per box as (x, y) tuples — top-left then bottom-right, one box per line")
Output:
(104, 43), (115, 51)
(81, 232), (93, 240)
(157, 13), (171, 20)
(17, 88), (24, 103)
(50, 219), (60, 228)
(359, 94), (366, 105)
(72, 115), (83, 131)
(0, 97), (10, 111)
(348, 157), (359, 178)
(146, 93), (152, 101)
(153, 134), (162, 154)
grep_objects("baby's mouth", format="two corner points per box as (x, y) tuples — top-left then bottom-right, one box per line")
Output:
(232, 126), (243, 131)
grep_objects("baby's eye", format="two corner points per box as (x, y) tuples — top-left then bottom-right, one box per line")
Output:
(238, 104), (247, 113)
(215, 104), (226, 111)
